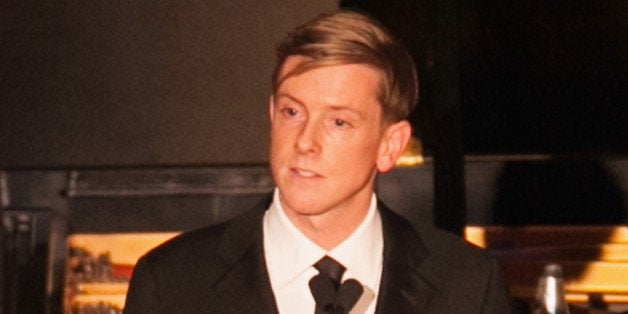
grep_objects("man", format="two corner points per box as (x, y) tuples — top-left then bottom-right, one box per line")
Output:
(124, 11), (511, 313)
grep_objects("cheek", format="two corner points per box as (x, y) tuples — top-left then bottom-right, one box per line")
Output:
(344, 131), (382, 153)
(332, 137), (380, 164)
(269, 127), (294, 158)
(270, 123), (289, 143)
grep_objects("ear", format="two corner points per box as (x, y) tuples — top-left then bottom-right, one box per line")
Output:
(376, 120), (412, 173)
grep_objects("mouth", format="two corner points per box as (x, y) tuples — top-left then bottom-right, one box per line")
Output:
(291, 167), (320, 178)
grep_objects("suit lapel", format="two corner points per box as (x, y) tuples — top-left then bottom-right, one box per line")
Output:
(208, 198), (279, 313)
(200, 198), (438, 313)
(375, 204), (438, 313)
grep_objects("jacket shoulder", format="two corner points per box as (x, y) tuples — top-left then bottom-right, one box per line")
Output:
(124, 203), (270, 313)
(414, 223), (493, 265)
(380, 204), (496, 281)
(136, 204), (266, 278)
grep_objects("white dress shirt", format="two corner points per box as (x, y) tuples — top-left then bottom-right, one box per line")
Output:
(263, 188), (384, 314)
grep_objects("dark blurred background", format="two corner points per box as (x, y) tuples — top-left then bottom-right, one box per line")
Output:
(1, 1), (626, 313)
(1, 0), (625, 168)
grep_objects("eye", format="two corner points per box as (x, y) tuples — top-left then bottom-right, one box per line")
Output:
(334, 119), (347, 127)
(282, 108), (298, 117)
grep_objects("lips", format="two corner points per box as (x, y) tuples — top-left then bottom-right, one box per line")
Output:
(291, 167), (320, 178)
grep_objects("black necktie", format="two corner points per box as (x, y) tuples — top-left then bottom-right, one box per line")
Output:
(309, 256), (364, 314)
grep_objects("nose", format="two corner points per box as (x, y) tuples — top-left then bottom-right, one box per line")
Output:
(295, 120), (321, 155)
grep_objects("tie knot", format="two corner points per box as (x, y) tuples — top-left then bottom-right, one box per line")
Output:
(314, 256), (346, 283)
(310, 256), (363, 314)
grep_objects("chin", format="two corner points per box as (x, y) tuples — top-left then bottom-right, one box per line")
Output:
(281, 191), (316, 207)
(280, 191), (325, 215)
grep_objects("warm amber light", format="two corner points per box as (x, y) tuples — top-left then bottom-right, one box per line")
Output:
(396, 136), (424, 167)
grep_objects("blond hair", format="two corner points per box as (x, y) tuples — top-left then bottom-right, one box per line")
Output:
(272, 11), (418, 123)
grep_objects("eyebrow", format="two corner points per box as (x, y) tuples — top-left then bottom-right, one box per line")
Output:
(327, 105), (366, 120)
(275, 93), (366, 119)
(274, 93), (304, 106)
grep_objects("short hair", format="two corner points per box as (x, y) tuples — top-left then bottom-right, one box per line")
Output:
(272, 10), (418, 124)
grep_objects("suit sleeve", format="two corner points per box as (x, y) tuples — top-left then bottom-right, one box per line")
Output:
(482, 259), (512, 314)
(123, 256), (160, 314)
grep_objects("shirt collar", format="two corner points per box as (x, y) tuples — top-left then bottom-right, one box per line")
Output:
(263, 188), (383, 291)
(330, 195), (383, 288)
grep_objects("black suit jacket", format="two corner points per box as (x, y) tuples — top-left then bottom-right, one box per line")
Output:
(124, 199), (511, 313)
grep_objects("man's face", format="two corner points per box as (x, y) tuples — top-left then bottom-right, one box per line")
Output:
(269, 56), (392, 220)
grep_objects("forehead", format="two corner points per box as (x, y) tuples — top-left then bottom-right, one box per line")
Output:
(277, 55), (385, 89)
(274, 55), (385, 98)
(275, 56), (383, 112)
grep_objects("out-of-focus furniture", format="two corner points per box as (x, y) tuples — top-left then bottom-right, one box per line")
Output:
(65, 233), (179, 313)
(466, 225), (628, 312)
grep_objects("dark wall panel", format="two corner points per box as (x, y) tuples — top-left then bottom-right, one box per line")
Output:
(459, 0), (627, 155)
(1, 1), (337, 168)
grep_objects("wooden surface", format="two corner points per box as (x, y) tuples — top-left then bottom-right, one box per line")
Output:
(465, 226), (628, 305)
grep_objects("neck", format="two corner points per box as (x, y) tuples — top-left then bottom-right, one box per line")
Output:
(283, 196), (372, 251)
